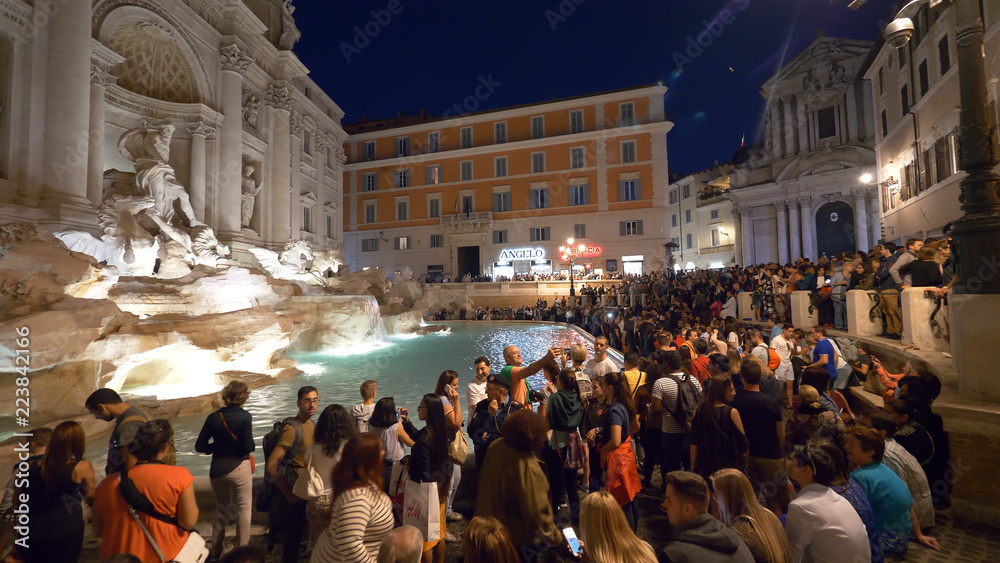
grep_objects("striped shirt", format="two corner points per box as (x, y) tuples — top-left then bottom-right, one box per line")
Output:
(309, 484), (394, 563)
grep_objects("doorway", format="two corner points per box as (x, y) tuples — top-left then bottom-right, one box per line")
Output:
(457, 246), (480, 279)
(815, 201), (855, 259)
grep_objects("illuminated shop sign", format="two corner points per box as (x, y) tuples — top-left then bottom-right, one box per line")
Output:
(562, 245), (603, 259)
(622, 255), (644, 262)
(498, 247), (545, 261)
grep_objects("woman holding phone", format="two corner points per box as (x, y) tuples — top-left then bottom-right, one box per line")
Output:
(368, 397), (414, 493)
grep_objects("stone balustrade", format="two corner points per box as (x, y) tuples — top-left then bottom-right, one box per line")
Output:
(901, 287), (951, 353)
(846, 290), (883, 336)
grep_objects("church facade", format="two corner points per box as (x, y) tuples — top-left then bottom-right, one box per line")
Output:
(0, 0), (345, 262)
(730, 37), (880, 265)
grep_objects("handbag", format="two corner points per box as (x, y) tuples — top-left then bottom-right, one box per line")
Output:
(218, 412), (255, 473)
(291, 445), (325, 500)
(448, 429), (469, 464)
(402, 479), (442, 542)
(119, 465), (209, 563)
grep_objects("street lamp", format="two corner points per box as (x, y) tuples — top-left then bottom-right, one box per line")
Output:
(559, 239), (587, 300)
(868, 0), (1000, 294)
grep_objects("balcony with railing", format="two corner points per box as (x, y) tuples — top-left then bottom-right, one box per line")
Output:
(699, 244), (735, 256)
(441, 212), (493, 232)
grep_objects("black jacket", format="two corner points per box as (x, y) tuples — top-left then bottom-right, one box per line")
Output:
(468, 399), (524, 467)
(660, 514), (755, 563)
(195, 405), (255, 479)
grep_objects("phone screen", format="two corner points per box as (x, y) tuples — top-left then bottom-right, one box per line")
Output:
(563, 527), (581, 556)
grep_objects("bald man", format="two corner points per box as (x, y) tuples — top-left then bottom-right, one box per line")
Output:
(498, 345), (558, 405)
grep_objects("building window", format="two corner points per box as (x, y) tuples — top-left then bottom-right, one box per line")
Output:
(428, 131), (440, 153)
(573, 224), (586, 239)
(326, 215), (333, 239)
(619, 102), (635, 126)
(430, 234), (443, 247)
(493, 229), (508, 244)
(302, 206), (312, 232)
(461, 195), (474, 215)
(710, 209), (719, 220)
(619, 179), (639, 202)
(620, 220), (643, 236)
(570, 110), (584, 134)
(817, 106), (837, 138)
(494, 122), (507, 144)
(669, 190), (677, 205)
(494, 156), (508, 177)
(685, 209), (692, 223)
(364, 141), (376, 161)
(881, 110), (888, 137)
(395, 137), (410, 157)
(919, 60), (929, 96)
(364, 202), (376, 224)
(901, 84), (910, 114)
(531, 116), (544, 139)
(303, 131), (312, 156)
(363, 173), (377, 192)
(428, 198), (441, 218)
(878, 67), (885, 95)
(569, 184), (590, 206)
(492, 192), (511, 213)
(671, 214), (677, 227)
(671, 236), (679, 246)
(362, 238), (379, 252)
(934, 133), (955, 183)
(529, 187), (549, 209)
(394, 236), (410, 250)
(939, 36), (950, 74)
(396, 200), (408, 221)
(686, 233), (693, 249)
(621, 140), (637, 163)
(425, 165), (442, 185)
(394, 169), (410, 188)
(711, 228), (720, 247)
(570, 147), (585, 169)
(682, 185), (690, 199)
(460, 161), (473, 181)
(531, 152), (545, 173)
(461, 127), (473, 149)
(530, 227), (550, 242)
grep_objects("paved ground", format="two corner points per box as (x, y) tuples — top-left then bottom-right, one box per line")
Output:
(75, 474), (999, 562)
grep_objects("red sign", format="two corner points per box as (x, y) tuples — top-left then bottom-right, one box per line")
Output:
(562, 245), (603, 260)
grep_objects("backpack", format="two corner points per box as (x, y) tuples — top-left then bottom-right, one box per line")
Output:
(766, 348), (781, 371)
(834, 336), (859, 364)
(256, 417), (303, 512)
(666, 373), (702, 432)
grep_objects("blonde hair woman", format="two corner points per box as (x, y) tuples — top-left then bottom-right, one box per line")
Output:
(711, 468), (790, 563)
(579, 491), (657, 563)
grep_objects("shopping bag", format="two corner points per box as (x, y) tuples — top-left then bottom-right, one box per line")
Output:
(402, 480), (441, 542)
(388, 460), (409, 498)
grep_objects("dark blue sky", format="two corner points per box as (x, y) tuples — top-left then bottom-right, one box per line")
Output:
(291, 0), (898, 175)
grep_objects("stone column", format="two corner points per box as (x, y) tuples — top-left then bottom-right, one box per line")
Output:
(289, 114), (304, 235)
(775, 203), (788, 264)
(266, 86), (294, 244)
(87, 65), (115, 207)
(846, 84), (859, 142)
(41, 0), (94, 218)
(187, 122), (213, 223)
(799, 199), (814, 260)
(853, 189), (870, 252)
(732, 207), (744, 266)
(740, 206), (754, 265)
(219, 45), (251, 237)
(788, 200), (801, 259)
(796, 98), (809, 153)
(315, 135), (329, 241)
(770, 107), (783, 161)
(868, 193), (881, 246)
(782, 96), (796, 156)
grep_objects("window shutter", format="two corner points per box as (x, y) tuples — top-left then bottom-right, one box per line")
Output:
(584, 184), (591, 205)
(620, 221), (626, 236)
(425, 167), (431, 184)
(544, 227), (550, 241)
(492, 193), (500, 213)
(530, 229), (536, 242)
(637, 220), (644, 236)
(529, 190), (537, 210)
(394, 238), (400, 250)
(543, 188), (550, 208)
(635, 179), (642, 200)
(618, 181), (625, 202)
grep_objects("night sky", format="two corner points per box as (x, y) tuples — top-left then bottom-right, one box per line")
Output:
(291, 0), (898, 175)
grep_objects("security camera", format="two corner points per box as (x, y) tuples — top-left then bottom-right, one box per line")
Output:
(884, 18), (914, 49)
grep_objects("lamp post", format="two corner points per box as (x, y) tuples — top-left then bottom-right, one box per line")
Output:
(869, 0), (1000, 294)
(559, 238), (587, 304)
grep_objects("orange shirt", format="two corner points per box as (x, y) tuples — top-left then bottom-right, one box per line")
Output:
(95, 464), (194, 563)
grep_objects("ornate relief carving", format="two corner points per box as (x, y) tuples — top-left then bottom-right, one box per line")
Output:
(332, 145), (347, 166)
(289, 114), (304, 136)
(265, 86), (294, 112)
(186, 121), (216, 140)
(108, 21), (199, 104)
(242, 89), (260, 129)
(220, 44), (251, 74)
(91, 65), (117, 87)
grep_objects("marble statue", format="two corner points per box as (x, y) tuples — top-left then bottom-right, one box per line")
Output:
(56, 194), (160, 276)
(241, 165), (262, 229)
(249, 239), (323, 284)
(118, 124), (202, 228)
(312, 244), (346, 277)
(242, 90), (260, 129)
(278, 0), (301, 50)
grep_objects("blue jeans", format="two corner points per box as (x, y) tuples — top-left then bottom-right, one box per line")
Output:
(833, 294), (847, 329)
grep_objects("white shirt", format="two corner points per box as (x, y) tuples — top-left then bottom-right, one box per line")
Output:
(771, 334), (793, 366)
(466, 378), (488, 424)
(584, 356), (617, 380)
(651, 373), (702, 434)
(785, 483), (871, 563)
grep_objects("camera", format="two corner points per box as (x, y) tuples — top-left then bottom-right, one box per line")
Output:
(528, 389), (545, 404)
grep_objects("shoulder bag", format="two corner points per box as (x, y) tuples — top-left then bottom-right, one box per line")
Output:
(291, 444), (325, 500)
(118, 465), (209, 563)
(448, 428), (469, 464)
(218, 411), (255, 473)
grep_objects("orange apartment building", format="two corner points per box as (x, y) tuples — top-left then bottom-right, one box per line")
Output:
(341, 84), (673, 279)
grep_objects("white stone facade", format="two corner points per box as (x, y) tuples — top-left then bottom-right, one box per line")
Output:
(730, 37), (880, 265)
(666, 164), (736, 270)
(0, 0), (346, 261)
